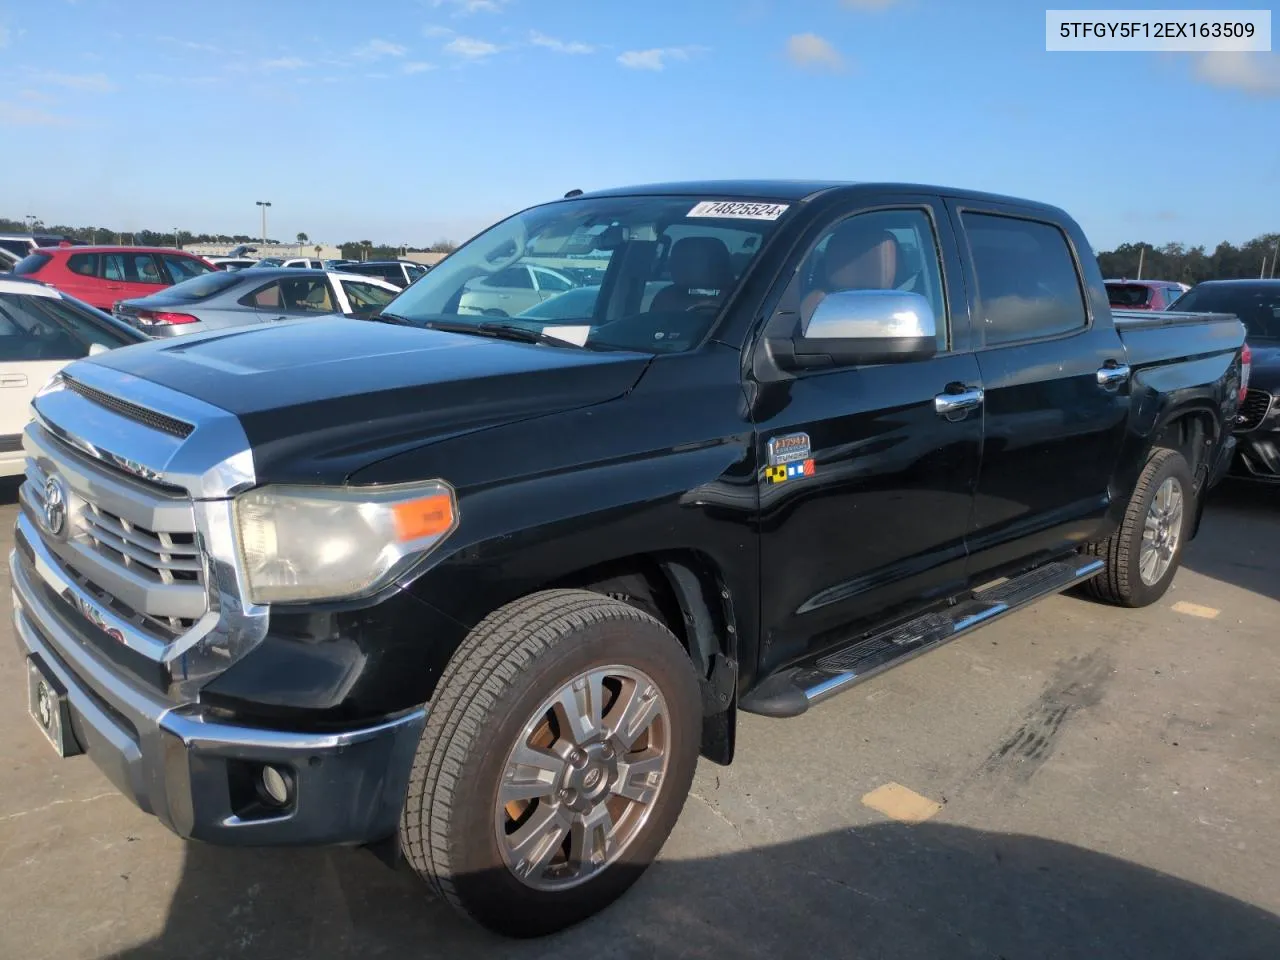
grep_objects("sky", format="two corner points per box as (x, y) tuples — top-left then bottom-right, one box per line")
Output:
(0, 0), (1277, 251)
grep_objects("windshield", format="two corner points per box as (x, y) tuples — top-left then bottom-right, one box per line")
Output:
(382, 194), (792, 353)
(1170, 283), (1280, 340)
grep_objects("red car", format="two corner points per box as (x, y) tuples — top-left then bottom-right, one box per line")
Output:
(1104, 278), (1188, 312)
(11, 245), (217, 311)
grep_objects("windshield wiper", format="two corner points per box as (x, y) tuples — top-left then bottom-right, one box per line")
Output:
(368, 310), (416, 326)
(421, 318), (587, 348)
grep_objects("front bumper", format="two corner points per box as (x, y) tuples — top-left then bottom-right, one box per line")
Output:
(10, 542), (426, 847)
(1231, 430), (1280, 483)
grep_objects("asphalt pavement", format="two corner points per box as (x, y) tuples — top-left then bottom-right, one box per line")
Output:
(1, 477), (1277, 960)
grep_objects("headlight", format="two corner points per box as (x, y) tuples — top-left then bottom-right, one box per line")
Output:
(234, 481), (458, 604)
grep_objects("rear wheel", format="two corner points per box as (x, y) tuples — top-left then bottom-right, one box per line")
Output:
(400, 589), (702, 938)
(1082, 447), (1194, 607)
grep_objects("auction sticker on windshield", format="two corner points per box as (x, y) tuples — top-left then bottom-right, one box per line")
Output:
(687, 201), (790, 220)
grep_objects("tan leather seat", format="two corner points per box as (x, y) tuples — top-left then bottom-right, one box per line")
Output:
(649, 237), (734, 313)
(800, 224), (901, 326)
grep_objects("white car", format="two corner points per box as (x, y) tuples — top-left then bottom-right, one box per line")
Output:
(0, 277), (145, 476)
(458, 264), (579, 317)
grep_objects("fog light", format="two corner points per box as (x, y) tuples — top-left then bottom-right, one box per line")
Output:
(260, 765), (293, 806)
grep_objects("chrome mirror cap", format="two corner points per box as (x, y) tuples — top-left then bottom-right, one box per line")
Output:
(803, 288), (938, 342)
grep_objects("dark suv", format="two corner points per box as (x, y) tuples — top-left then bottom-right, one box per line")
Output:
(339, 259), (429, 289)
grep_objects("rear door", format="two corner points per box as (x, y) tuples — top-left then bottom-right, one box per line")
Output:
(949, 201), (1130, 580)
(241, 277), (340, 323)
(103, 252), (170, 306)
(754, 196), (984, 673)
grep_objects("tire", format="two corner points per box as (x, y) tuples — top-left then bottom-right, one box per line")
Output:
(1082, 447), (1195, 607)
(400, 589), (702, 938)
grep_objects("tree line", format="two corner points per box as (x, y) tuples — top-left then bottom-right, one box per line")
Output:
(5, 214), (1276, 280)
(0, 217), (459, 258)
(1095, 232), (1278, 283)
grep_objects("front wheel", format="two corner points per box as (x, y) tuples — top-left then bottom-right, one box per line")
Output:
(1082, 447), (1194, 607)
(400, 589), (702, 937)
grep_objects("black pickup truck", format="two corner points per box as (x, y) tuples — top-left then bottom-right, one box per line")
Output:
(10, 181), (1246, 938)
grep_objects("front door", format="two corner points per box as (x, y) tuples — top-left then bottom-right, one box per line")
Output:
(752, 198), (983, 674)
(947, 202), (1130, 580)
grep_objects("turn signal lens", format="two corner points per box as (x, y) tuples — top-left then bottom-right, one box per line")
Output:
(392, 493), (455, 541)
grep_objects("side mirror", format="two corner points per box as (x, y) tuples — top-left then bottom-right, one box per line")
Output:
(775, 289), (938, 370)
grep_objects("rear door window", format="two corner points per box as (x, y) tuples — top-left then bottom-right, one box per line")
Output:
(104, 253), (168, 284)
(278, 277), (336, 313)
(961, 212), (1088, 345)
(67, 253), (100, 277)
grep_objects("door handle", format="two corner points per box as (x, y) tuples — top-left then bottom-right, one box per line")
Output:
(934, 386), (984, 418)
(1096, 362), (1131, 388)
(0, 373), (28, 387)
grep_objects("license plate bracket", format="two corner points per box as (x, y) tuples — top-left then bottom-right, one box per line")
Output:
(27, 657), (81, 758)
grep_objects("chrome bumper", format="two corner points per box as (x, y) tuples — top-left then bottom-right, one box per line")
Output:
(10, 540), (426, 846)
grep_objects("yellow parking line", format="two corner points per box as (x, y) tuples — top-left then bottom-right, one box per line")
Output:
(1171, 601), (1220, 619)
(860, 782), (942, 825)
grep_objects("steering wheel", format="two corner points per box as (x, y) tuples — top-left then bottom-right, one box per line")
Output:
(481, 221), (528, 273)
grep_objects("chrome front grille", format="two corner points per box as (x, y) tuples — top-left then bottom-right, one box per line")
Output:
(22, 428), (209, 640)
(1237, 389), (1273, 432)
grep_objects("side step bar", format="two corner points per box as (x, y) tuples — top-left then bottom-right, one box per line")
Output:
(739, 557), (1105, 718)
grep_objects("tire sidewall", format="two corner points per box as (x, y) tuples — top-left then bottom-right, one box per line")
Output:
(1123, 450), (1194, 606)
(442, 613), (702, 937)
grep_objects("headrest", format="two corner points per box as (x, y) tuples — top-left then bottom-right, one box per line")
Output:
(668, 237), (733, 292)
(823, 224), (900, 290)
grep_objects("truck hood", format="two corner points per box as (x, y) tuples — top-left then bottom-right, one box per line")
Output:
(85, 317), (652, 484)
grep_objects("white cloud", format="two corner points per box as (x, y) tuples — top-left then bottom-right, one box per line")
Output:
(403, 61), (436, 74)
(352, 38), (407, 60)
(28, 71), (115, 92)
(156, 35), (221, 54)
(0, 100), (73, 126)
(530, 31), (594, 55)
(786, 33), (846, 72)
(841, 0), (900, 8)
(1194, 51), (1280, 97)
(445, 36), (499, 59)
(429, 0), (507, 13)
(423, 24), (454, 38)
(617, 46), (704, 71)
(260, 57), (307, 70)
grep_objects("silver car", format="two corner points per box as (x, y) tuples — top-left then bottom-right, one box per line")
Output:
(457, 264), (579, 317)
(112, 268), (400, 337)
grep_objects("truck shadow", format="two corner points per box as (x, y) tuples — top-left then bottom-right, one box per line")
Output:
(1182, 480), (1280, 604)
(105, 822), (1280, 960)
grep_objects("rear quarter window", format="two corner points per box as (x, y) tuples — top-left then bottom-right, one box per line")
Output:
(12, 253), (52, 276)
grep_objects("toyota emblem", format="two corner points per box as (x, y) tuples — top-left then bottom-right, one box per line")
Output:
(43, 475), (68, 537)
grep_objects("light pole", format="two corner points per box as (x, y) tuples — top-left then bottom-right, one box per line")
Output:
(173, 227), (180, 249)
(255, 201), (272, 246)
(25, 215), (38, 233)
